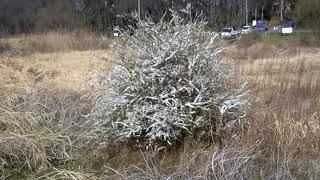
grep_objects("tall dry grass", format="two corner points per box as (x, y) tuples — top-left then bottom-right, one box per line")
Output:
(0, 31), (105, 56)
(0, 85), (107, 178)
(235, 50), (320, 179)
(104, 144), (258, 179)
(0, 107), (71, 178)
(0, 43), (111, 178)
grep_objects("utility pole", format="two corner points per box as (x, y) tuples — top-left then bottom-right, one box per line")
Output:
(261, 4), (264, 20)
(245, 0), (248, 26)
(280, 0), (283, 21)
(138, 0), (141, 22)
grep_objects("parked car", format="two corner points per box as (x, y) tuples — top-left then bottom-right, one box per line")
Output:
(281, 26), (293, 35)
(273, 21), (296, 32)
(273, 21), (296, 35)
(286, 21), (296, 29)
(241, 25), (252, 34)
(220, 27), (240, 38)
(281, 23), (294, 35)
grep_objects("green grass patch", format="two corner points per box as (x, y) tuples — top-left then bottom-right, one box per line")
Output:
(263, 31), (320, 43)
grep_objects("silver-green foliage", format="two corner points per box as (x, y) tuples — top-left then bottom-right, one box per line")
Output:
(94, 11), (249, 146)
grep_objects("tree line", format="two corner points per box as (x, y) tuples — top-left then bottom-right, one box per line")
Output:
(0, 0), (318, 35)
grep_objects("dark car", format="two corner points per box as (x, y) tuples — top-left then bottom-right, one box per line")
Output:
(273, 21), (296, 32)
(286, 21), (296, 29)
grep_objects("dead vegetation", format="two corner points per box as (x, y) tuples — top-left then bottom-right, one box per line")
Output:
(0, 50), (112, 92)
(0, 33), (319, 179)
(235, 50), (320, 179)
(231, 32), (320, 61)
(0, 31), (106, 57)
(104, 47), (320, 178)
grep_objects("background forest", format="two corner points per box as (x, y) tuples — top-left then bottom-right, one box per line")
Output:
(0, 0), (316, 35)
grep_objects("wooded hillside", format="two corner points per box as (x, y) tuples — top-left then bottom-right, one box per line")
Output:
(0, 0), (315, 35)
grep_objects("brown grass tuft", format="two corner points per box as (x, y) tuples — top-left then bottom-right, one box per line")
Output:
(0, 107), (72, 178)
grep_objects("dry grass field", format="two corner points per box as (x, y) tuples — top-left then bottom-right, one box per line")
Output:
(0, 33), (319, 179)
(0, 31), (105, 55)
(235, 48), (320, 179)
(0, 50), (112, 92)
